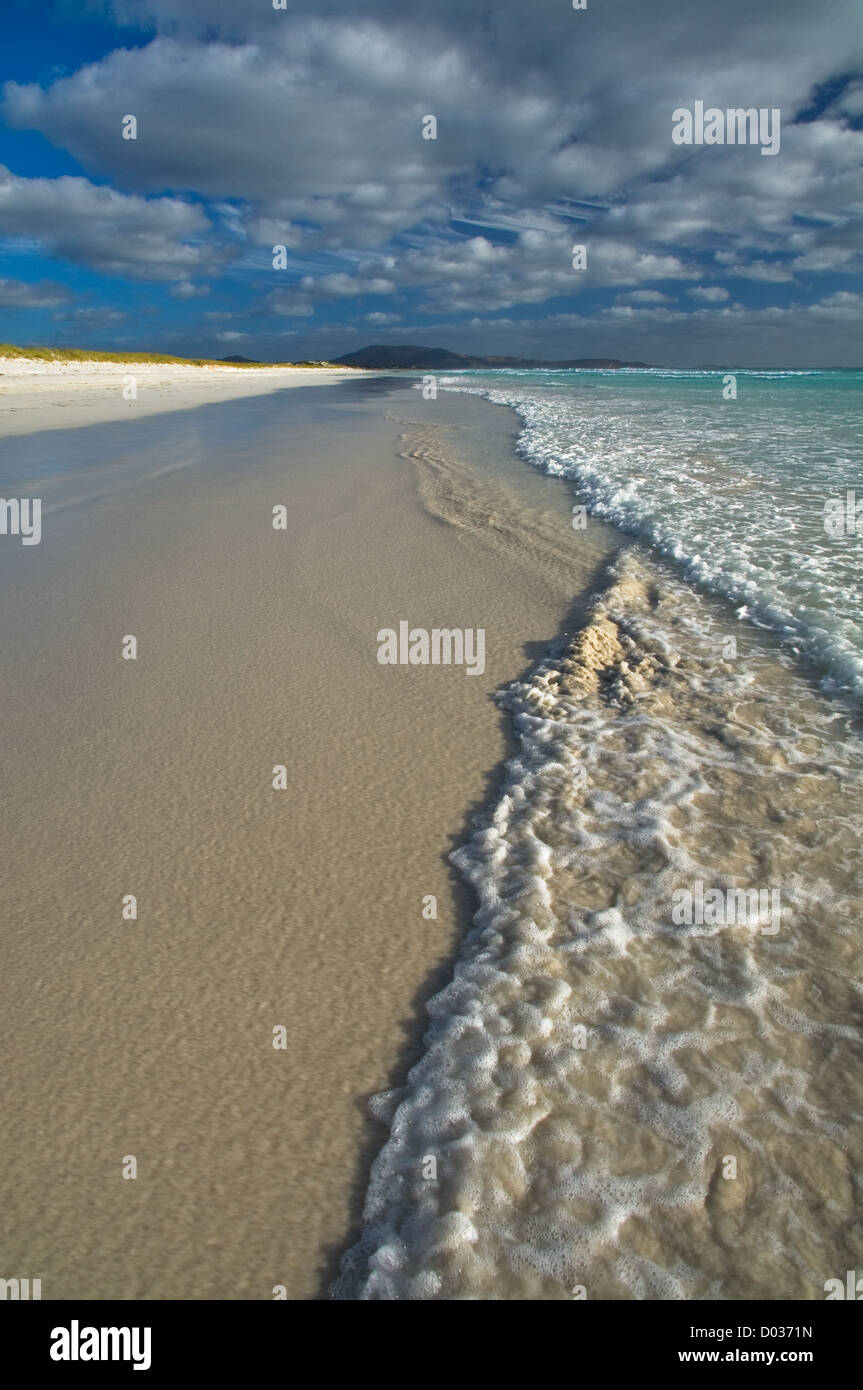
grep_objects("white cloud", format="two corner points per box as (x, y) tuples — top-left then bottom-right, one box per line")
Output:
(171, 280), (211, 298)
(0, 165), (227, 281)
(1, 0), (860, 353)
(615, 290), (677, 304)
(687, 286), (730, 302)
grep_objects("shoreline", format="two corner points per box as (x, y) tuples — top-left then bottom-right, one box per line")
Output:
(338, 519), (863, 1300)
(0, 375), (619, 1298)
(3, 370), (861, 1300)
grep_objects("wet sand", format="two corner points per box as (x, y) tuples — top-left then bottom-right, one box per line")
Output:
(0, 376), (619, 1298)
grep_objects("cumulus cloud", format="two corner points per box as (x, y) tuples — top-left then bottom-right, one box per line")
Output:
(687, 286), (731, 302)
(53, 306), (128, 331)
(302, 232), (700, 316)
(264, 290), (315, 318)
(1, 0), (861, 354)
(0, 276), (73, 308)
(7, 2), (861, 267)
(616, 290), (677, 304)
(298, 272), (396, 299)
(0, 165), (228, 281)
(170, 280), (211, 298)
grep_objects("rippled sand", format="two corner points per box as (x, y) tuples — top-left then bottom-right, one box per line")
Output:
(0, 378), (617, 1298)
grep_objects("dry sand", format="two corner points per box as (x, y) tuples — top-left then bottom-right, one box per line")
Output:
(0, 355), (363, 439)
(0, 372), (619, 1298)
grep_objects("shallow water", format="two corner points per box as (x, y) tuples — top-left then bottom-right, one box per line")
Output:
(337, 382), (863, 1301)
(440, 370), (863, 697)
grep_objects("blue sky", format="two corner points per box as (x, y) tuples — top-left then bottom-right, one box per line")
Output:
(1, 0), (861, 365)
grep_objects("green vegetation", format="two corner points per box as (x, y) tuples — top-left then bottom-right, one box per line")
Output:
(0, 343), (343, 368)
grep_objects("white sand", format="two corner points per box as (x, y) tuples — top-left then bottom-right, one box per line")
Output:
(0, 355), (364, 438)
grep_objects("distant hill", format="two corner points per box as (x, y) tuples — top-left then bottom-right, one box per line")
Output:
(220, 354), (260, 363)
(333, 345), (470, 369)
(333, 343), (654, 370)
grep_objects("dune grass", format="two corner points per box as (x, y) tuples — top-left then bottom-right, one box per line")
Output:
(0, 343), (342, 368)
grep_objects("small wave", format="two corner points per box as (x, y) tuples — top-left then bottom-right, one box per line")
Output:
(441, 373), (863, 699)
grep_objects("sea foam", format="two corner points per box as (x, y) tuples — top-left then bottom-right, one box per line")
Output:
(440, 369), (863, 699)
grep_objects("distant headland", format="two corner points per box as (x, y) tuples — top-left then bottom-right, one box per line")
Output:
(332, 344), (655, 369)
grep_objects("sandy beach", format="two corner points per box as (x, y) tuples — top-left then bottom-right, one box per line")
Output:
(0, 367), (618, 1298)
(3, 361), (862, 1306)
(2, 0), (859, 1340)
(0, 356), (363, 439)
